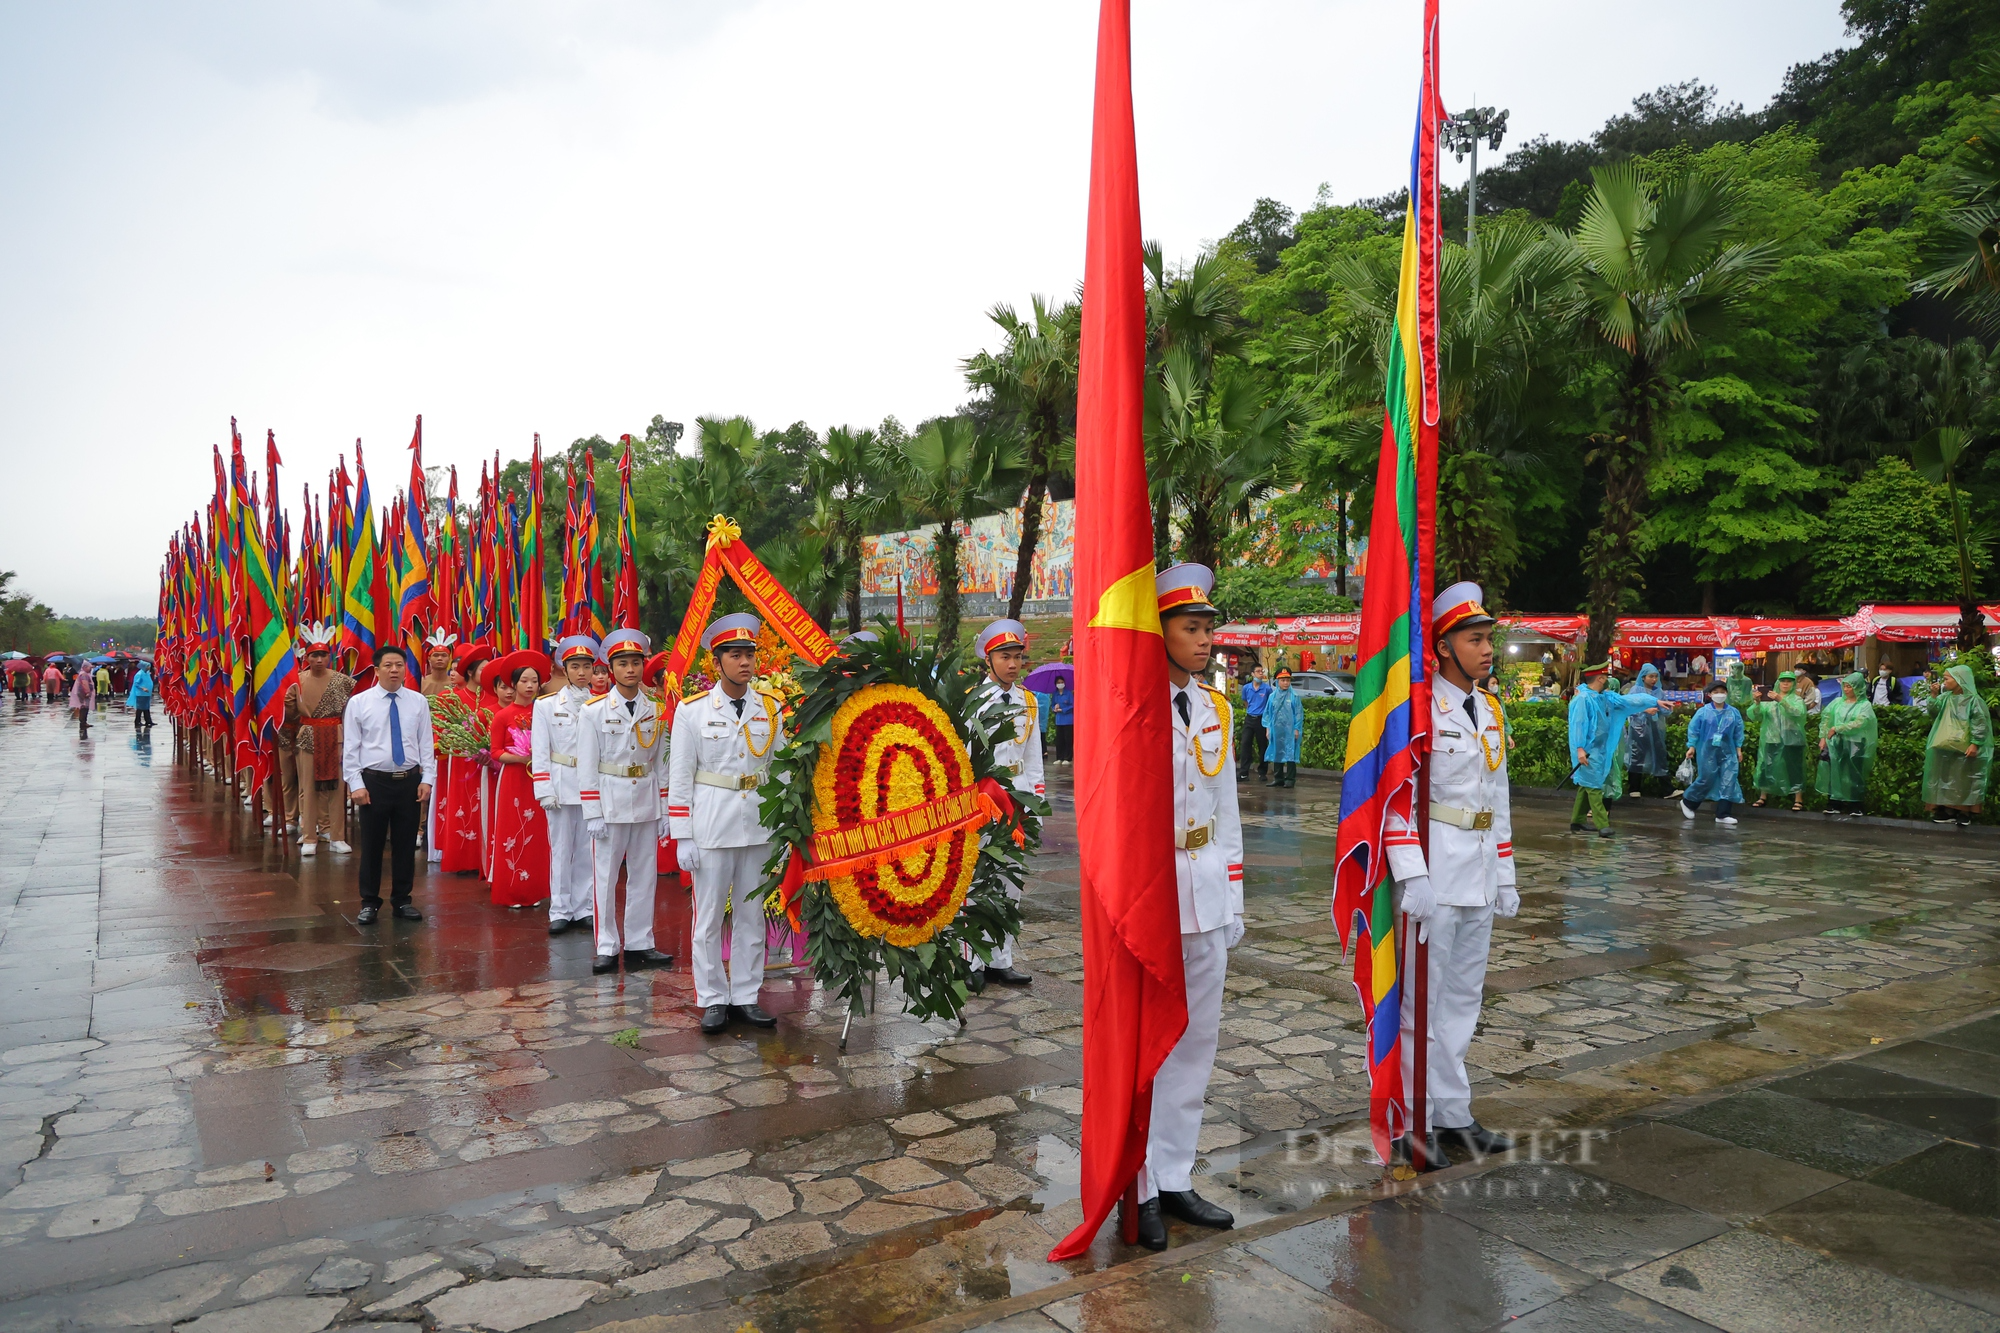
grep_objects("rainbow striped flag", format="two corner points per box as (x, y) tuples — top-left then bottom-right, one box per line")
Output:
(1330, 0), (1443, 1166)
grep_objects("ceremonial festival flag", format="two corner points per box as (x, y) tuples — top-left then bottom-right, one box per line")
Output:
(613, 440), (640, 631)
(338, 441), (394, 677)
(1049, 0), (1183, 1262)
(397, 416), (432, 649)
(1329, 0), (1445, 1164)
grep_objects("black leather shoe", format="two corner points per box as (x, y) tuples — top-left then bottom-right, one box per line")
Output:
(700, 1005), (728, 1034)
(988, 966), (1034, 986)
(732, 1004), (777, 1028)
(356, 905), (380, 924)
(1568, 822), (1585, 833)
(624, 948), (675, 969)
(1436, 1122), (1515, 1157)
(548, 917), (571, 936)
(1391, 1132), (1447, 1172)
(1132, 1197), (1167, 1251)
(1596, 827), (1615, 839)
(966, 968), (987, 995)
(591, 955), (618, 975)
(393, 904), (424, 921)
(1158, 1188), (1233, 1229)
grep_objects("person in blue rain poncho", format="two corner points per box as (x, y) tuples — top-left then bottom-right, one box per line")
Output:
(1262, 667), (1305, 788)
(1567, 661), (1663, 838)
(1623, 663), (1673, 797)
(125, 664), (154, 733)
(1679, 681), (1745, 825)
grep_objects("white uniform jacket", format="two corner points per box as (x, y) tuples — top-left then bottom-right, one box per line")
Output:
(530, 686), (591, 806)
(575, 689), (669, 825)
(1383, 674), (1515, 905)
(1172, 681), (1245, 934)
(983, 680), (1045, 800)
(666, 687), (787, 849)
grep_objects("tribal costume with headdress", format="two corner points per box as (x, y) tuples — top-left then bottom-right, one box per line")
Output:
(284, 623), (356, 791)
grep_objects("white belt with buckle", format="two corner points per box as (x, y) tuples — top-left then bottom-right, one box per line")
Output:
(1430, 801), (1494, 831)
(697, 769), (762, 791)
(1006, 762), (1023, 775)
(550, 752), (576, 768)
(597, 762), (648, 779)
(1176, 819), (1216, 850)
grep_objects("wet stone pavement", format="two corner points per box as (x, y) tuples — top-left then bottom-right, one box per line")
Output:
(1, 700), (1999, 1332)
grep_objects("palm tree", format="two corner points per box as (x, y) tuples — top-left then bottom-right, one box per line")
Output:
(887, 419), (1027, 652)
(1146, 349), (1302, 569)
(1905, 337), (1998, 647)
(1917, 80), (2000, 336)
(1144, 247), (1247, 558)
(1313, 221), (1580, 596)
(1566, 164), (1775, 661)
(963, 297), (1079, 620)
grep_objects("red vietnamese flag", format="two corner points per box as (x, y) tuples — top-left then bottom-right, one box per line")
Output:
(1048, 0), (1183, 1263)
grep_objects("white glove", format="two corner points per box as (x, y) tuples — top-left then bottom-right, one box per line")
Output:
(586, 817), (608, 841)
(1398, 875), (1436, 944)
(538, 796), (556, 812)
(1495, 885), (1521, 918)
(677, 839), (701, 870)
(1225, 915), (1245, 949)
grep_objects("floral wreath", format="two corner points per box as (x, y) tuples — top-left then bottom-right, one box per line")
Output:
(758, 625), (1041, 1023)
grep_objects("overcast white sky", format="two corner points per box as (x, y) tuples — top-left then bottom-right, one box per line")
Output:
(0, 0), (1850, 617)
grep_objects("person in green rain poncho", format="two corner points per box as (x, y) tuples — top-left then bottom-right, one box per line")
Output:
(1923, 664), (1993, 826)
(1751, 672), (1810, 810)
(1817, 672), (1878, 818)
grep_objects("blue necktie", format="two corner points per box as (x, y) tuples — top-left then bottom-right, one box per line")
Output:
(388, 692), (407, 768)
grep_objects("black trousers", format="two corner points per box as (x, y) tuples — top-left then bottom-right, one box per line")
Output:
(1054, 724), (1073, 762)
(358, 768), (422, 906)
(1238, 718), (1269, 777)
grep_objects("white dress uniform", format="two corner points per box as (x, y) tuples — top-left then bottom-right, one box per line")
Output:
(1139, 565), (1246, 1208)
(667, 616), (788, 1009)
(532, 647), (598, 927)
(576, 641), (670, 957)
(976, 630), (1044, 974)
(1382, 585), (1517, 1133)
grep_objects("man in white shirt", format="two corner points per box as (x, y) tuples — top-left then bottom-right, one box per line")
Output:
(577, 628), (674, 975)
(668, 613), (786, 1034)
(534, 635), (600, 936)
(1131, 563), (1245, 1252)
(972, 618), (1042, 988)
(341, 645), (436, 924)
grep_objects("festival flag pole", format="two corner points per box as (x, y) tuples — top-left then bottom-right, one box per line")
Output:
(1329, 0), (1445, 1169)
(1048, 0), (1182, 1262)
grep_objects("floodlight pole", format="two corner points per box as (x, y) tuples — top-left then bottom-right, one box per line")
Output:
(1442, 105), (1510, 249)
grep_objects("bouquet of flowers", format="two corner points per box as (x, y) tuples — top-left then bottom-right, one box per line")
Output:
(431, 691), (495, 762)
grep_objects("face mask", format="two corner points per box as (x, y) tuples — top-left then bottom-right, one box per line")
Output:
(1709, 696), (1727, 708)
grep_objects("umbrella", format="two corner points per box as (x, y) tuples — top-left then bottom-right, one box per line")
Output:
(88, 655), (117, 664)
(1023, 663), (1074, 694)
(0, 651), (25, 660)
(2, 660), (30, 675)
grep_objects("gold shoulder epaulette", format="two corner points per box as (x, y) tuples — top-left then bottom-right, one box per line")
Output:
(681, 688), (711, 705)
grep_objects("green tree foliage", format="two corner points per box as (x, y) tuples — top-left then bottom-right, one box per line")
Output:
(0, 573), (65, 654)
(1211, 566), (1354, 619)
(1568, 163), (1777, 657)
(1809, 458), (1974, 609)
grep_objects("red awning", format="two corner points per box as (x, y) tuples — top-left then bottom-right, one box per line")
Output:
(1501, 615), (1586, 642)
(1726, 618), (1865, 651)
(1854, 604), (1999, 643)
(1613, 617), (1727, 649)
(1213, 621), (1278, 648)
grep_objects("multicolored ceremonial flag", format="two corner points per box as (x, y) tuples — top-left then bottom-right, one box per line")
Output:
(396, 416), (432, 649)
(613, 440), (640, 630)
(338, 441), (393, 676)
(1329, 0), (1445, 1165)
(1048, 0), (1184, 1263)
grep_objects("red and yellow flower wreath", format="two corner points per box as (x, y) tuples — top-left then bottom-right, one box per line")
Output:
(812, 684), (982, 947)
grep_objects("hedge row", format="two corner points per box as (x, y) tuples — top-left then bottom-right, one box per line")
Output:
(1236, 695), (1999, 823)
